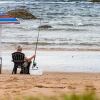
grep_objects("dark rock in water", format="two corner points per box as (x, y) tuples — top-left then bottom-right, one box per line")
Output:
(91, 0), (100, 2)
(38, 25), (52, 29)
(68, 0), (86, 1)
(7, 9), (37, 19)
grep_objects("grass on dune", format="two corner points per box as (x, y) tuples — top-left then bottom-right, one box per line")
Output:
(2, 89), (99, 100)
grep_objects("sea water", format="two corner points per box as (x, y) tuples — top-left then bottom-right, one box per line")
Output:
(0, 1), (100, 49)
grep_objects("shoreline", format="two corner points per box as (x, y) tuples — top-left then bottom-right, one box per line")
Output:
(1, 47), (100, 51)
(1, 50), (100, 72)
(1, 43), (100, 51)
(2, 69), (100, 74)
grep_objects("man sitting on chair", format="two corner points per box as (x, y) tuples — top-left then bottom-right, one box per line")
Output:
(12, 45), (35, 74)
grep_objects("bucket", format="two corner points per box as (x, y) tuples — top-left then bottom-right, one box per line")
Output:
(30, 67), (43, 75)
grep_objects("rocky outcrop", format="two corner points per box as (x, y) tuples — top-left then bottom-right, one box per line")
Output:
(38, 25), (52, 29)
(91, 0), (100, 2)
(7, 9), (37, 19)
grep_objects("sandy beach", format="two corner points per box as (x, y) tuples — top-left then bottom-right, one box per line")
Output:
(1, 49), (100, 99)
(0, 71), (100, 98)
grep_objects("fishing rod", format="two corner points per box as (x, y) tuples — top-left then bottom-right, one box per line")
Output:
(32, 9), (43, 69)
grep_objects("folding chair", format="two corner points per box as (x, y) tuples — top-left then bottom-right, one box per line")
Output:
(12, 52), (25, 74)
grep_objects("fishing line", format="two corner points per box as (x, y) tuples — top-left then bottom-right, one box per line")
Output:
(32, 5), (44, 68)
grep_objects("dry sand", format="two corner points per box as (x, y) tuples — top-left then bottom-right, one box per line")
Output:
(0, 71), (100, 98)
